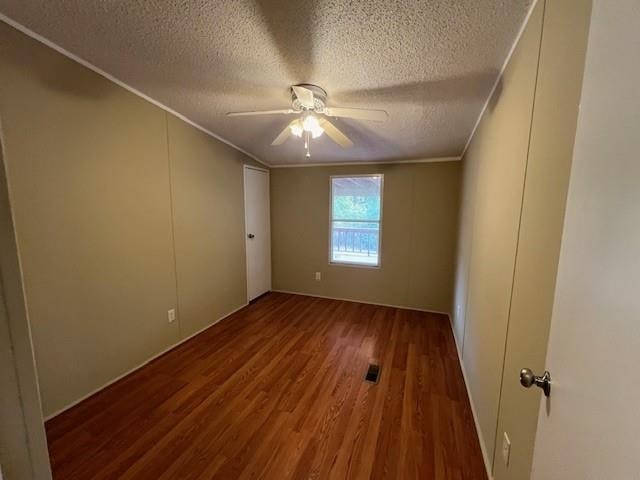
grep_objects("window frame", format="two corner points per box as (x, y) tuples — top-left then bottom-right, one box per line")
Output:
(328, 173), (384, 269)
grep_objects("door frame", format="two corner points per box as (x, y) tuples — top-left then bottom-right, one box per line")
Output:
(0, 118), (53, 478)
(243, 165), (271, 303)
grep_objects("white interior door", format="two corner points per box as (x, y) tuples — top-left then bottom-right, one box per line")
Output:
(244, 166), (271, 301)
(532, 2), (640, 478)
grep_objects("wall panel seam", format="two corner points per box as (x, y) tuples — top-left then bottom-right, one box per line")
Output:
(164, 113), (182, 339)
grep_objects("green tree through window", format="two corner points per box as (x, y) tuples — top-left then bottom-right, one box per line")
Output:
(333, 195), (380, 221)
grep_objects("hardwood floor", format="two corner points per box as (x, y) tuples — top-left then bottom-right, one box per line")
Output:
(45, 292), (487, 479)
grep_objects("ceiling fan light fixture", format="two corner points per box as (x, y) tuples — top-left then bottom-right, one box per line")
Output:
(311, 127), (324, 139)
(290, 122), (303, 137)
(302, 114), (324, 139)
(302, 114), (321, 131)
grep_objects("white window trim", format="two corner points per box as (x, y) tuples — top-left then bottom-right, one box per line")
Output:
(328, 173), (384, 269)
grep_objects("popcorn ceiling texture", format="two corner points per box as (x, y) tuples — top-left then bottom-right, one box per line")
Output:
(0, 0), (531, 165)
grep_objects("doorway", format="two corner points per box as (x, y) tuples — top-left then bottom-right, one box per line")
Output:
(0, 121), (52, 478)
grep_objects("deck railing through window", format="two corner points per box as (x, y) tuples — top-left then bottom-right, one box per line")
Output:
(331, 226), (379, 256)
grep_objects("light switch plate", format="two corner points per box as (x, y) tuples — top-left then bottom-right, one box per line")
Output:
(168, 309), (176, 323)
(315, 272), (321, 281)
(502, 431), (511, 466)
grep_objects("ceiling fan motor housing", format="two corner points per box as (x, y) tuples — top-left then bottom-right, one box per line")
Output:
(291, 84), (327, 111)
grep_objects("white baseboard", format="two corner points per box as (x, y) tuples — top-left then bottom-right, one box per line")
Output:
(271, 289), (450, 316)
(44, 302), (248, 421)
(447, 314), (494, 480)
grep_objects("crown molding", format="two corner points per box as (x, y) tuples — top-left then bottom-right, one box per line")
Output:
(0, 13), (272, 169)
(461, 0), (541, 158)
(269, 156), (461, 168)
(2, 1), (540, 170)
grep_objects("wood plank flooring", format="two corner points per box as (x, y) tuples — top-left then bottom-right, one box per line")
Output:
(45, 292), (487, 479)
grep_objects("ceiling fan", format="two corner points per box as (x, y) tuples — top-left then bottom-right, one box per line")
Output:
(226, 84), (388, 158)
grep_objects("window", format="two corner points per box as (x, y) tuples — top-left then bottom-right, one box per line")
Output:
(330, 175), (383, 267)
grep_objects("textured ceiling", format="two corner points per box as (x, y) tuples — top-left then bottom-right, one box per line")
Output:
(0, 0), (532, 166)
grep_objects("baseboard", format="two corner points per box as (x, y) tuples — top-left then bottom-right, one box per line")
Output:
(447, 314), (494, 480)
(271, 289), (450, 316)
(43, 302), (249, 421)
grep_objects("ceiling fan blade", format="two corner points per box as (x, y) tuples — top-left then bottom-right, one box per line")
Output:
(319, 118), (353, 148)
(292, 85), (315, 109)
(271, 120), (296, 145)
(227, 109), (295, 117)
(323, 107), (388, 123)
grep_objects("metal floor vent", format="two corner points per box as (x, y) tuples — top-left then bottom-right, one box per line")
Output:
(364, 363), (381, 384)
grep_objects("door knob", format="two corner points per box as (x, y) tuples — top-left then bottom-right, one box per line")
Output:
(520, 368), (551, 397)
(247, 233), (255, 239)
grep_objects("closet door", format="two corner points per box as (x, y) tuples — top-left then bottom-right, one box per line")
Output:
(244, 166), (271, 301)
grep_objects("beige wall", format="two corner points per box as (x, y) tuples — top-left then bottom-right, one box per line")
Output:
(0, 22), (260, 417)
(271, 162), (460, 313)
(452, 1), (543, 467)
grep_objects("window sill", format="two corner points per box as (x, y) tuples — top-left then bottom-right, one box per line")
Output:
(329, 261), (381, 269)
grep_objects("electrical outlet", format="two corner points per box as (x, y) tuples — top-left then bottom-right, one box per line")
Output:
(315, 271), (321, 281)
(167, 309), (176, 323)
(502, 431), (511, 466)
